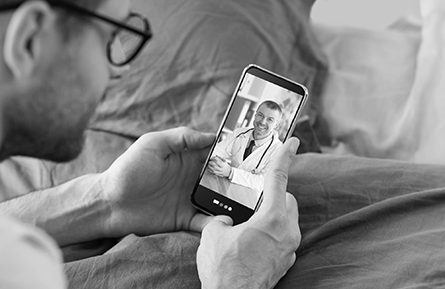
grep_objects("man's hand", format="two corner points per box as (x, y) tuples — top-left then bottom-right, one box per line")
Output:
(101, 127), (216, 238)
(208, 156), (232, 178)
(197, 138), (301, 289)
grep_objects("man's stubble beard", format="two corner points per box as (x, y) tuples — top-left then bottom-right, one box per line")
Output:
(1, 59), (102, 163)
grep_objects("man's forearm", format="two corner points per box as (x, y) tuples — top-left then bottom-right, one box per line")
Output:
(0, 173), (111, 247)
(231, 168), (265, 192)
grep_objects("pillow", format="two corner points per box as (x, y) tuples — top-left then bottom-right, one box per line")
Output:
(312, 1), (445, 164)
(90, 0), (328, 138)
(311, 17), (422, 160)
(400, 0), (445, 164)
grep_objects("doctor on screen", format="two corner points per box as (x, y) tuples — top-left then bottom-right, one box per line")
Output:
(207, 100), (283, 192)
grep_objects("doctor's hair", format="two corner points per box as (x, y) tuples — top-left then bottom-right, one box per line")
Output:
(258, 100), (283, 117)
(2, 0), (106, 41)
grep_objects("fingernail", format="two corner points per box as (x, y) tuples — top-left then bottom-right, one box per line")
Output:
(289, 137), (300, 154)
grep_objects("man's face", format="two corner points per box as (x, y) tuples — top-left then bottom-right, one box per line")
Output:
(253, 104), (281, 140)
(3, 0), (131, 162)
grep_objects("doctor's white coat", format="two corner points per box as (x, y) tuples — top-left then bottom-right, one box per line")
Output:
(212, 127), (283, 192)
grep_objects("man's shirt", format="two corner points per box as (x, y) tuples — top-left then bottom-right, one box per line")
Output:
(0, 214), (66, 289)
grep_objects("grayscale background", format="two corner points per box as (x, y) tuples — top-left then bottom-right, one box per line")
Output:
(311, 0), (420, 29)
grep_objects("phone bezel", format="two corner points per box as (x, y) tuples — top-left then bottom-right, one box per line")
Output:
(190, 64), (308, 225)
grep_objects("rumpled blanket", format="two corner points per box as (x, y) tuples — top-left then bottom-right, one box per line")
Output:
(64, 154), (445, 288)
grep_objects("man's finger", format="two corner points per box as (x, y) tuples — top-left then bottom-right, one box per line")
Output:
(197, 147), (213, 163)
(215, 155), (226, 162)
(207, 162), (217, 171)
(139, 127), (215, 156)
(213, 158), (223, 165)
(286, 193), (301, 242)
(258, 138), (299, 214)
(190, 213), (233, 232)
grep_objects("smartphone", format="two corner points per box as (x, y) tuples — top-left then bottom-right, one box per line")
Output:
(191, 64), (308, 225)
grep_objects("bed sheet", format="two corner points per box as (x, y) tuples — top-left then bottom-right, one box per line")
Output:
(64, 153), (445, 288)
(281, 189), (445, 288)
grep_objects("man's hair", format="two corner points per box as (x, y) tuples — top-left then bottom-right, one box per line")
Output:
(4, 0), (106, 41)
(259, 100), (283, 117)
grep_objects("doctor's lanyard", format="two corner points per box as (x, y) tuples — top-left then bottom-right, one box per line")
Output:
(234, 129), (275, 170)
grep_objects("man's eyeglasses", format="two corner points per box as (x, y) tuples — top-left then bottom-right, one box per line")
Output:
(0, 0), (153, 66)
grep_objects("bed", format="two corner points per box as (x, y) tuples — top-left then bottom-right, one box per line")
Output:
(3, 0), (445, 288)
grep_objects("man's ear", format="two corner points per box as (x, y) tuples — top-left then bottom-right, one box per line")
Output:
(3, 1), (55, 78)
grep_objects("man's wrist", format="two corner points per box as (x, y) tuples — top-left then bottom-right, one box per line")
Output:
(227, 167), (234, 181)
(99, 172), (129, 239)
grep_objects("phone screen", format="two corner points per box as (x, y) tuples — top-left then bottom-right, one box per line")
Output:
(191, 65), (308, 224)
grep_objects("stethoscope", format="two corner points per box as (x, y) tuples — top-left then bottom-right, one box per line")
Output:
(233, 128), (274, 170)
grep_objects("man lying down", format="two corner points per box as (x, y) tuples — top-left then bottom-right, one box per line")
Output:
(0, 0), (301, 288)
(3, 0), (445, 289)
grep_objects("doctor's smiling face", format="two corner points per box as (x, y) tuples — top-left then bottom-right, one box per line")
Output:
(253, 101), (282, 140)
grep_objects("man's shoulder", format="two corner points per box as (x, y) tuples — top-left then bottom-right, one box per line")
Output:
(0, 214), (60, 258)
(232, 127), (253, 135)
(0, 215), (66, 288)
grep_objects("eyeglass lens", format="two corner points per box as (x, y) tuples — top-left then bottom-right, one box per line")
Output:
(109, 15), (146, 65)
